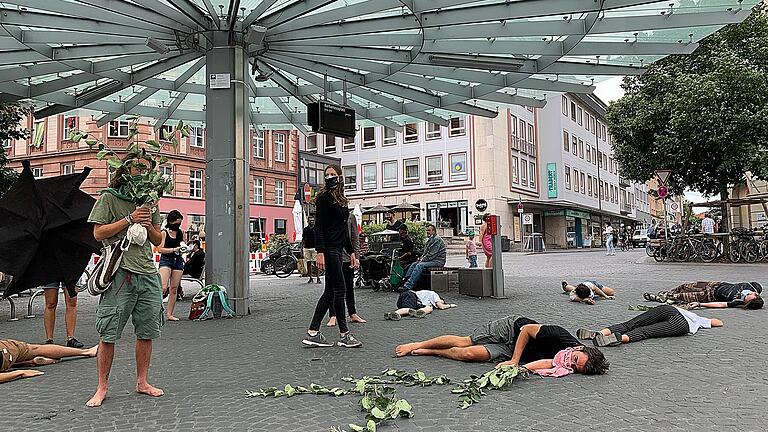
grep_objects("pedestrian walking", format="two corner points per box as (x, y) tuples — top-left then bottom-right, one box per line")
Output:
(327, 210), (366, 327)
(302, 217), (321, 284)
(42, 282), (83, 348)
(302, 165), (362, 348)
(603, 222), (615, 256)
(480, 214), (493, 268)
(465, 232), (478, 268)
(158, 210), (185, 321)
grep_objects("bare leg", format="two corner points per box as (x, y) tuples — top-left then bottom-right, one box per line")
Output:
(395, 335), (472, 357)
(28, 343), (97, 359)
(563, 283), (576, 293)
(411, 345), (490, 362)
(166, 270), (182, 320)
(601, 286), (616, 296)
(43, 288), (58, 341)
(326, 316), (337, 327)
(158, 267), (172, 296)
(63, 288), (78, 339)
(86, 342), (114, 407)
(135, 339), (163, 397)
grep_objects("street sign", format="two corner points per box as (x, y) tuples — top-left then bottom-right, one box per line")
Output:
(522, 213), (534, 225)
(303, 183), (311, 202)
(655, 169), (672, 185)
(475, 199), (488, 212)
(517, 202), (524, 214)
(657, 185), (668, 199)
(669, 202), (680, 213)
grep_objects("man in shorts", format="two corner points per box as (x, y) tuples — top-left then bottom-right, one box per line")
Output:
(384, 289), (457, 320)
(561, 280), (616, 305)
(1, 338), (96, 383)
(302, 217), (321, 284)
(395, 315), (609, 375)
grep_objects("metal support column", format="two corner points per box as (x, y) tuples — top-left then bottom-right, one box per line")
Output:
(205, 40), (250, 316)
(491, 219), (505, 299)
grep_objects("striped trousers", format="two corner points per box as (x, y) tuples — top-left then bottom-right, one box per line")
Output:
(608, 305), (689, 342)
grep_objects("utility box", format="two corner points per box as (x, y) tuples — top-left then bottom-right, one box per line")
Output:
(458, 268), (493, 297)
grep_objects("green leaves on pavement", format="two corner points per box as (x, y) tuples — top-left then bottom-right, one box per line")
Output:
(451, 365), (527, 409)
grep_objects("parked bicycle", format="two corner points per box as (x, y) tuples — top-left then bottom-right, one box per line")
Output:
(728, 228), (762, 264)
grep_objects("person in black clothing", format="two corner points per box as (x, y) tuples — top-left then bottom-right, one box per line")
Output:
(398, 226), (415, 269)
(302, 165), (362, 348)
(394, 315), (609, 375)
(385, 211), (404, 232)
(302, 217), (321, 284)
(183, 240), (205, 280)
(158, 210), (184, 321)
(327, 210), (365, 327)
(644, 281), (763, 309)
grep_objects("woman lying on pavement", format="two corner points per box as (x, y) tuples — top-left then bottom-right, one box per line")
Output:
(394, 315), (609, 376)
(384, 289), (457, 320)
(561, 280), (616, 305)
(576, 304), (723, 347)
(644, 281), (763, 310)
(1, 338), (97, 383)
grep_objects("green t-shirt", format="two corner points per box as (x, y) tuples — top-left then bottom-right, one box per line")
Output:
(87, 192), (160, 275)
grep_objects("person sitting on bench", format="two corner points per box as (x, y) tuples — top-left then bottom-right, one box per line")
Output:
(401, 224), (446, 291)
(183, 240), (205, 280)
(562, 280), (616, 305)
(385, 289), (457, 320)
(644, 281), (763, 309)
(1, 339), (97, 383)
(394, 315), (609, 376)
(576, 304), (723, 347)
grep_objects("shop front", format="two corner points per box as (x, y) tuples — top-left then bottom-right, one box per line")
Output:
(543, 209), (593, 249)
(427, 200), (469, 237)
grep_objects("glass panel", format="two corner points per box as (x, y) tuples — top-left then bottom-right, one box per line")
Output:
(449, 153), (467, 181)
(426, 155), (442, 183)
(383, 161), (397, 187)
(344, 166), (356, 191)
(404, 159), (419, 185)
(362, 163), (376, 189)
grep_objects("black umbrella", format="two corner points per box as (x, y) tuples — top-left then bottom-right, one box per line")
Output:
(0, 161), (101, 298)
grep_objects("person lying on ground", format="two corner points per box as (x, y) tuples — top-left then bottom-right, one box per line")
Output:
(576, 304), (723, 347)
(394, 315), (609, 376)
(644, 281), (763, 310)
(562, 280), (615, 305)
(1, 339), (97, 383)
(384, 289), (457, 320)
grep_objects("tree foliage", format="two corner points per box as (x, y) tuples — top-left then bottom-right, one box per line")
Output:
(606, 5), (768, 198)
(0, 102), (31, 197)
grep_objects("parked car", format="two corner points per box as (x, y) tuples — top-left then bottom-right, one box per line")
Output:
(632, 229), (649, 247)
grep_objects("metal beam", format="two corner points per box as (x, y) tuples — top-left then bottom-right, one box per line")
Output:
(257, 0), (336, 29)
(75, 0), (196, 33)
(16, 30), (175, 45)
(52, 44), (156, 61)
(544, 61), (645, 76)
(96, 86), (158, 127)
(201, 0), (221, 29)
(268, 0), (401, 34)
(165, 0), (212, 30)
(130, 0), (203, 29)
(242, 0), (281, 28)
(153, 92), (188, 130)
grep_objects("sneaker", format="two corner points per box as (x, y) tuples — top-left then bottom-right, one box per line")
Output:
(408, 309), (427, 318)
(301, 332), (334, 347)
(66, 338), (84, 349)
(561, 280), (568, 292)
(337, 333), (362, 348)
(163, 296), (169, 303)
(594, 333), (623, 347)
(45, 339), (54, 345)
(576, 329), (598, 340)
(384, 312), (402, 321)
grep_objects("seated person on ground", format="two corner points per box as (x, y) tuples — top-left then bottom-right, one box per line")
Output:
(1, 339), (97, 383)
(183, 240), (205, 280)
(394, 315), (609, 376)
(401, 224), (446, 291)
(644, 281), (763, 310)
(562, 280), (615, 304)
(385, 289), (457, 320)
(576, 304), (723, 347)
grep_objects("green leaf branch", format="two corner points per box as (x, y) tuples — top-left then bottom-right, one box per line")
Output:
(451, 365), (528, 410)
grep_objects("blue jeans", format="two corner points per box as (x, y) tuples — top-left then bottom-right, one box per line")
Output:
(468, 255), (478, 268)
(606, 234), (615, 254)
(403, 260), (440, 290)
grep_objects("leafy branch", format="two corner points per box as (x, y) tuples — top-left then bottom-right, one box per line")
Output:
(451, 365), (528, 409)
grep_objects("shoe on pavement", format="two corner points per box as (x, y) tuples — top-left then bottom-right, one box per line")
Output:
(561, 280), (568, 292)
(576, 329), (598, 340)
(45, 339), (54, 345)
(337, 333), (362, 348)
(302, 332), (334, 347)
(384, 312), (402, 321)
(594, 333), (623, 347)
(409, 309), (427, 318)
(66, 338), (84, 349)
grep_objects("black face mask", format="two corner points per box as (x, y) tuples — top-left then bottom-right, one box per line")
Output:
(167, 223), (180, 231)
(325, 176), (340, 189)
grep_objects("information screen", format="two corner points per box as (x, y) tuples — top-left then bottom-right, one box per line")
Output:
(307, 101), (356, 138)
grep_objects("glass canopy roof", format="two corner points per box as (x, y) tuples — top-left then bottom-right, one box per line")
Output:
(0, 0), (757, 131)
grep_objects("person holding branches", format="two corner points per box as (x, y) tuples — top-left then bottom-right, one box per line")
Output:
(302, 165), (362, 348)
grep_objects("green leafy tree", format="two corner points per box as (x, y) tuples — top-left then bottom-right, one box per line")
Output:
(0, 102), (31, 197)
(606, 5), (768, 232)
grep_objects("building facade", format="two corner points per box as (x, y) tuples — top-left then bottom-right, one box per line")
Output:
(6, 112), (299, 241)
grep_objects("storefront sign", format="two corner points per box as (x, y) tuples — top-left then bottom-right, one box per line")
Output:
(427, 203), (438, 210)
(544, 210), (564, 217)
(546, 163), (557, 198)
(565, 209), (590, 220)
(458, 201), (468, 207)
(475, 199), (488, 212)
(439, 203), (448, 209)
(522, 213), (534, 225)
(448, 202), (458, 208)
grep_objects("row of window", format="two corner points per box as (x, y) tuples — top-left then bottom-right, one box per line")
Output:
(253, 177), (286, 205)
(509, 114), (536, 155)
(510, 156), (537, 189)
(251, 130), (286, 162)
(564, 165), (623, 205)
(562, 130), (619, 175)
(561, 96), (612, 143)
(250, 218), (288, 238)
(343, 152), (468, 191)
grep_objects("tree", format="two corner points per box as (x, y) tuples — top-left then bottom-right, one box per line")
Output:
(606, 5), (768, 232)
(0, 102), (31, 197)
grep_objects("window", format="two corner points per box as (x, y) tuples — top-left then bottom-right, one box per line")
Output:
(592, 147), (598, 165)
(587, 175), (593, 196)
(108, 120), (129, 138)
(586, 145), (591, 162)
(579, 139), (584, 158)
(274, 219), (287, 235)
(274, 133), (286, 161)
(160, 165), (173, 181)
(571, 136), (578, 156)
(529, 162), (536, 188)
(562, 96), (568, 116)
(570, 102), (576, 121)
(565, 166), (571, 190)
(449, 117), (466, 136)
(590, 116), (595, 134)
(603, 153), (608, 169)
(2, 139), (11, 149)
(342, 135), (355, 152)
(404, 158), (419, 185)
(362, 127), (376, 149)
(324, 136), (336, 153)
(426, 155), (443, 183)
(580, 172), (586, 194)
(520, 159), (528, 186)
(573, 169), (579, 191)
(190, 126), (205, 147)
(251, 218), (267, 239)
(343, 166), (357, 191)
(449, 153), (468, 182)
(577, 107), (583, 126)
(404, 123), (418, 143)
(383, 127), (397, 146)
(362, 163), (377, 190)
(563, 131), (569, 152)
(254, 177), (264, 203)
(511, 156), (519, 184)
(598, 151), (603, 168)
(584, 113), (590, 131)
(593, 178), (598, 198)
(275, 180), (285, 205)
(253, 130), (265, 158)
(383, 161), (397, 188)
(306, 133), (317, 152)
(426, 122), (441, 140)
(63, 116), (77, 140)
(527, 123), (534, 144)
(519, 119), (526, 143)
(602, 125), (607, 140)
(32, 166), (43, 178)
(61, 163), (75, 175)
(510, 115), (518, 149)
(32, 119), (46, 147)
(159, 124), (174, 142)
(189, 169), (203, 198)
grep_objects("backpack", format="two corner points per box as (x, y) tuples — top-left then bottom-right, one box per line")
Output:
(188, 284), (236, 320)
(87, 237), (130, 296)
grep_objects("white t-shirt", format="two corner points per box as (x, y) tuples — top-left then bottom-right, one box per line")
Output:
(415, 290), (441, 307)
(701, 218), (715, 234)
(675, 307), (713, 334)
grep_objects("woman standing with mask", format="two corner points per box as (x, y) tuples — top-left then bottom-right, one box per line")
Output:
(302, 165), (362, 348)
(158, 210), (184, 321)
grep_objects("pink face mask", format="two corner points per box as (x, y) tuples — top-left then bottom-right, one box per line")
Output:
(534, 348), (576, 378)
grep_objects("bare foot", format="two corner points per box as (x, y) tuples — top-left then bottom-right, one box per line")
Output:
(85, 345), (98, 357)
(394, 342), (420, 357)
(411, 349), (427, 356)
(86, 389), (108, 407)
(32, 356), (58, 366)
(326, 317), (337, 327)
(349, 314), (367, 323)
(136, 383), (164, 397)
(166, 316), (180, 321)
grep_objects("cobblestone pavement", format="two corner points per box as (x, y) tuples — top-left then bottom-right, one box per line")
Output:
(1, 250), (766, 432)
